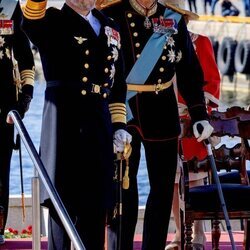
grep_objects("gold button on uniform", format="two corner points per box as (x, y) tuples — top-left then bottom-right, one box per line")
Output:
(136, 54), (140, 58)
(84, 63), (89, 69)
(161, 56), (166, 60)
(159, 67), (164, 72)
(81, 90), (87, 95)
(130, 22), (135, 27)
(107, 55), (112, 60)
(82, 77), (88, 82)
(85, 50), (89, 55)
(104, 68), (109, 73)
(127, 13), (132, 18)
(135, 43), (140, 48)
(103, 83), (109, 87)
(158, 79), (162, 84)
(103, 93), (107, 98)
(93, 85), (101, 93)
(133, 32), (138, 37)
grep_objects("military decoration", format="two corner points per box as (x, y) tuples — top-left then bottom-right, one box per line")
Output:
(144, 16), (151, 29)
(0, 36), (5, 47)
(0, 20), (13, 35)
(74, 36), (87, 44)
(105, 26), (121, 49)
(111, 47), (119, 61)
(176, 50), (182, 62)
(151, 17), (177, 35)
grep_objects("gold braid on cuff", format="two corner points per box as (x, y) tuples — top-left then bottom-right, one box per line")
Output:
(109, 103), (126, 124)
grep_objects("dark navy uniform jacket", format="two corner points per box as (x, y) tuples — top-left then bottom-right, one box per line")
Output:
(0, 1), (34, 116)
(103, 1), (208, 140)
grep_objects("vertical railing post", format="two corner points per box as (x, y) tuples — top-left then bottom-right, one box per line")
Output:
(32, 171), (41, 250)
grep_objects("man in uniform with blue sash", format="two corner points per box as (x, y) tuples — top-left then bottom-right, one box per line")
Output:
(102, 0), (214, 249)
(0, 0), (35, 244)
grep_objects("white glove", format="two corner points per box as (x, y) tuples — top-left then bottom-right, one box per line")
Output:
(193, 120), (214, 142)
(113, 129), (132, 152)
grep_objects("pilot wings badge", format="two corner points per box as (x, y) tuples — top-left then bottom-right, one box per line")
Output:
(74, 36), (87, 44)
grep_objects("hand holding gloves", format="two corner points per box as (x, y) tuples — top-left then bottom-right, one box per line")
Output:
(113, 129), (132, 152)
(193, 120), (214, 142)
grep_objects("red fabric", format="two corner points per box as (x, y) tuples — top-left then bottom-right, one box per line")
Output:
(179, 34), (221, 161)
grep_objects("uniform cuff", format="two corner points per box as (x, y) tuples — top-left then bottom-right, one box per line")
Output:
(109, 103), (126, 124)
(23, 0), (47, 19)
(188, 104), (209, 124)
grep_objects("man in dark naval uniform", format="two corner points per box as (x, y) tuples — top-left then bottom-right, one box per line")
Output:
(22, 0), (131, 249)
(0, 0), (35, 245)
(101, 0), (214, 249)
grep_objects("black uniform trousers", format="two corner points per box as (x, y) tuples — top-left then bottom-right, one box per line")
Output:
(0, 113), (14, 235)
(120, 125), (178, 250)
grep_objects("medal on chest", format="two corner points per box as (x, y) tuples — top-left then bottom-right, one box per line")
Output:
(0, 20), (14, 35)
(144, 16), (151, 29)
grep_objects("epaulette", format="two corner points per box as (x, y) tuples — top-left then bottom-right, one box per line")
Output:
(165, 3), (199, 20)
(96, 0), (121, 10)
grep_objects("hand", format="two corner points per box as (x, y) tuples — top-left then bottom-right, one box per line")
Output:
(113, 129), (132, 152)
(16, 85), (33, 119)
(193, 120), (214, 142)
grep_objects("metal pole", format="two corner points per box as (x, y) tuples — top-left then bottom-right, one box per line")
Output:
(32, 175), (41, 250)
(197, 123), (236, 249)
(8, 110), (86, 250)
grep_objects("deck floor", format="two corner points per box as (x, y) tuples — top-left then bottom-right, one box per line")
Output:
(0, 231), (244, 249)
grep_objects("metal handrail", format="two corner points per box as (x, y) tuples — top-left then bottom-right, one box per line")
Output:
(8, 110), (86, 250)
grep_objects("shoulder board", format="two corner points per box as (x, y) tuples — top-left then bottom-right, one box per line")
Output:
(96, 0), (121, 10)
(165, 3), (199, 20)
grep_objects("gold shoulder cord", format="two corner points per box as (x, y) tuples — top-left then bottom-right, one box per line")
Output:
(96, 0), (121, 10)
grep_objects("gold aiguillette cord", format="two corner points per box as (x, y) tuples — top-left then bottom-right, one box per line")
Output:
(122, 143), (132, 189)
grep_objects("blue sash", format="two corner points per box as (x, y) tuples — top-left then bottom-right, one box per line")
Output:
(0, 0), (18, 19)
(126, 9), (181, 121)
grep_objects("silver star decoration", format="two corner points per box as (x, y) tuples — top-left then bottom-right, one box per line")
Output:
(0, 50), (4, 59)
(5, 48), (11, 59)
(167, 49), (176, 63)
(109, 64), (116, 80)
(176, 50), (182, 62)
(167, 37), (175, 47)
(112, 47), (118, 61)
(0, 36), (5, 47)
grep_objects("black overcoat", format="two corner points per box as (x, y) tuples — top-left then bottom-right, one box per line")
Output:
(22, 4), (127, 212)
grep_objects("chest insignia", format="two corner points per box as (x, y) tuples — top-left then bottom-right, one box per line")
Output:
(176, 50), (182, 62)
(167, 36), (175, 47)
(0, 20), (14, 35)
(151, 17), (178, 35)
(167, 48), (175, 63)
(0, 36), (5, 47)
(111, 47), (118, 61)
(105, 26), (121, 49)
(74, 36), (87, 44)
(5, 47), (10, 59)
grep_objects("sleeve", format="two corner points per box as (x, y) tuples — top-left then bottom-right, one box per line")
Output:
(12, 2), (35, 97)
(108, 27), (127, 131)
(175, 18), (208, 123)
(195, 35), (221, 108)
(21, 0), (48, 48)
